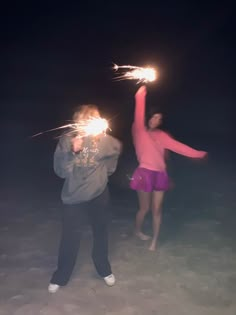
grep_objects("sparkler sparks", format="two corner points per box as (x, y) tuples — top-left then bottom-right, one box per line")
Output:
(78, 117), (109, 137)
(113, 63), (157, 83)
(31, 117), (109, 138)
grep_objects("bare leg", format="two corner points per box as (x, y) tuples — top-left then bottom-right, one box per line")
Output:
(149, 191), (164, 251)
(135, 191), (151, 240)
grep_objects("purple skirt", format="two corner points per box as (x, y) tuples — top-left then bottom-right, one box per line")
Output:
(130, 167), (170, 192)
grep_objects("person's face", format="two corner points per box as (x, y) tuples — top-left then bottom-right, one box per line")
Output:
(92, 109), (100, 119)
(148, 113), (162, 130)
(74, 108), (100, 123)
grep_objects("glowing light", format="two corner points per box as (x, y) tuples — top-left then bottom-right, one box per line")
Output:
(113, 63), (157, 83)
(78, 117), (109, 137)
(31, 117), (109, 138)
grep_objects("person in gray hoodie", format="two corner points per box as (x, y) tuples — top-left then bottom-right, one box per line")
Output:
(48, 104), (122, 293)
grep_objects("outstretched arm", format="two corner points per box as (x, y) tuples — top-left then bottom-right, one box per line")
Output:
(160, 131), (207, 158)
(133, 85), (147, 129)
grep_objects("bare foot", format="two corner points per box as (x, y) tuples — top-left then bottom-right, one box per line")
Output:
(135, 232), (151, 241)
(149, 242), (156, 251)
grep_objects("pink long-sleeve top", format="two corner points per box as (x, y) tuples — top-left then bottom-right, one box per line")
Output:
(132, 90), (206, 172)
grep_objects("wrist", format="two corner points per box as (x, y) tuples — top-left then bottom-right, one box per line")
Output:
(71, 147), (81, 154)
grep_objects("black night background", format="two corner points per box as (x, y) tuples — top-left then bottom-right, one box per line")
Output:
(0, 1), (235, 314)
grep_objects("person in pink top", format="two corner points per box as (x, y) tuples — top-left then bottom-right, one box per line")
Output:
(130, 86), (207, 251)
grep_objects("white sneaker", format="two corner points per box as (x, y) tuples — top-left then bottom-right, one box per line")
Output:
(48, 283), (60, 293)
(104, 274), (116, 286)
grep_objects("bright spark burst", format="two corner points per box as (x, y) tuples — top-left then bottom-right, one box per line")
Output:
(113, 63), (157, 83)
(78, 117), (109, 137)
(31, 117), (109, 138)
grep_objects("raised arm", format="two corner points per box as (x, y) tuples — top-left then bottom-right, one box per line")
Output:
(159, 131), (207, 158)
(133, 85), (147, 129)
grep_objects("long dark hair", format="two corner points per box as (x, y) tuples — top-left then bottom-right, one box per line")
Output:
(145, 104), (164, 129)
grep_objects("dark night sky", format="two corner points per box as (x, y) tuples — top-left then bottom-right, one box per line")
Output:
(1, 1), (235, 140)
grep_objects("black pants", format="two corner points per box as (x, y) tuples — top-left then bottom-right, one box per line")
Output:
(50, 187), (112, 286)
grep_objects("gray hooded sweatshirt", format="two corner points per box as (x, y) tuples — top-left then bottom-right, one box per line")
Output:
(54, 133), (122, 204)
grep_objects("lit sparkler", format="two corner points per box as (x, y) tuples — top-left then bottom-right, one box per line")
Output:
(78, 117), (109, 137)
(113, 63), (157, 83)
(31, 117), (109, 138)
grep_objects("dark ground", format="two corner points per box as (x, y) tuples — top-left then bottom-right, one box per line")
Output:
(0, 124), (235, 314)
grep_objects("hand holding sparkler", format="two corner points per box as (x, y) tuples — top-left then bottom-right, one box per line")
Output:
(135, 85), (147, 97)
(113, 63), (157, 84)
(71, 137), (83, 153)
